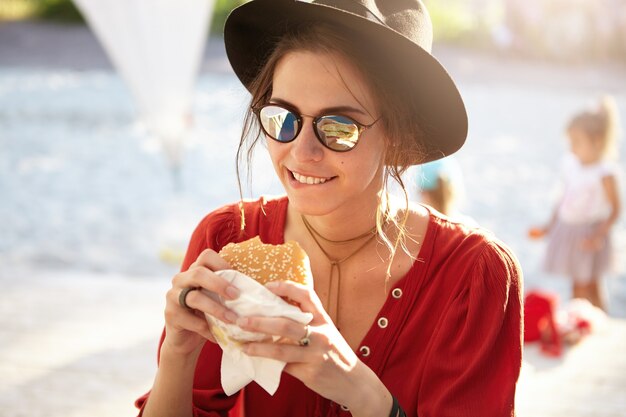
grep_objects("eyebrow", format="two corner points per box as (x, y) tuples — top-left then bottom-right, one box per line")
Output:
(269, 97), (369, 117)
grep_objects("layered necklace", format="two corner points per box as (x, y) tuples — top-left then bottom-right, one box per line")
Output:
(301, 215), (379, 330)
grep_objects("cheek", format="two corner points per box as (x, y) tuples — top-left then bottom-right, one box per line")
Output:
(265, 140), (288, 178)
(346, 143), (385, 180)
(266, 138), (284, 161)
(361, 137), (386, 167)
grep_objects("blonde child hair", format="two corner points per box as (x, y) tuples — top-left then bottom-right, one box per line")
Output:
(567, 95), (621, 160)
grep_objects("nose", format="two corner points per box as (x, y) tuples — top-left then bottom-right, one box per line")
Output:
(290, 117), (324, 162)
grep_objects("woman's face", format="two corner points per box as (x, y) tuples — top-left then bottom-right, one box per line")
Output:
(265, 50), (386, 217)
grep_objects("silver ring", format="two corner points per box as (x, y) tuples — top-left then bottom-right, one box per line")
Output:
(179, 287), (198, 310)
(298, 324), (312, 347)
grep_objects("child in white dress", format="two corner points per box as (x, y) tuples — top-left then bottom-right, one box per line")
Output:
(529, 96), (621, 311)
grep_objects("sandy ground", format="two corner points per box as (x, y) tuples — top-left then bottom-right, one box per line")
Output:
(1, 20), (626, 417)
(0, 269), (169, 417)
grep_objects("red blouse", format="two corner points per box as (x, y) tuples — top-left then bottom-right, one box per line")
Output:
(136, 196), (523, 417)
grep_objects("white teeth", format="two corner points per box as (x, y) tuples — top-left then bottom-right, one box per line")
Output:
(292, 171), (331, 185)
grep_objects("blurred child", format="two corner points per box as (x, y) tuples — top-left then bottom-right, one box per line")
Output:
(529, 96), (622, 311)
(417, 156), (477, 226)
(418, 157), (460, 215)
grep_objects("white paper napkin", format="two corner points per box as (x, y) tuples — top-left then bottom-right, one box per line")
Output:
(203, 269), (313, 396)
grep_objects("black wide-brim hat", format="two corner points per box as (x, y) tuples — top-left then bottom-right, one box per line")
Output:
(224, 0), (468, 164)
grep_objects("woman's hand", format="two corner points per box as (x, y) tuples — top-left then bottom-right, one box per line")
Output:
(162, 249), (240, 357)
(236, 280), (390, 416)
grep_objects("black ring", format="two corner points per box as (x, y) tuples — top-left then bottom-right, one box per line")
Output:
(298, 324), (312, 347)
(179, 287), (198, 310)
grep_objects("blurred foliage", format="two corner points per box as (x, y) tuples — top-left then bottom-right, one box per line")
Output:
(0, 0), (245, 31)
(36, 0), (83, 22)
(2, 0), (624, 62)
(0, 0), (38, 20)
(210, 0), (247, 35)
(0, 0), (489, 40)
(425, 0), (500, 46)
(426, 1), (481, 42)
(0, 0), (82, 22)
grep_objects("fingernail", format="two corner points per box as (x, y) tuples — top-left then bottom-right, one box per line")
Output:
(225, 285), (240, 299)
(265, 281), (279, 289)
(224, 311), (238, 323)
(237, 317), (249, 327)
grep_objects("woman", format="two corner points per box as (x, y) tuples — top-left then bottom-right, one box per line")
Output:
(136, 1), (523, 416)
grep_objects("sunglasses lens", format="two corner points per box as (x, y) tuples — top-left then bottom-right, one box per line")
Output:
(315, 116), (360, 151)
(258, 105), (299, 142)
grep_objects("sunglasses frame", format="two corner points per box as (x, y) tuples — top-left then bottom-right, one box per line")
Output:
(253, 103), (379, 152)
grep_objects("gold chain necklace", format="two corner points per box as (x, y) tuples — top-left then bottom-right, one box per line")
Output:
(301, 215), (378, 330)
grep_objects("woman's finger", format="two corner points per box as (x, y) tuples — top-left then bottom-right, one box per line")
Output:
(164, 300), (217, 342)
(167, 284), (237, 324)
(242, 340), (309, 363)
(237, 316), (310, 342)
(173, 266), (240, 303)
(264, 280), (322, 315)
(191, 248), (231, 271)
(181, 288), (239, 324)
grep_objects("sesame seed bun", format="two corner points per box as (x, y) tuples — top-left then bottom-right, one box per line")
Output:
(219, 236), (312, 286)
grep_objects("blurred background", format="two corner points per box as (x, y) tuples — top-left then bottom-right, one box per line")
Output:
(0, 0), (625, 416)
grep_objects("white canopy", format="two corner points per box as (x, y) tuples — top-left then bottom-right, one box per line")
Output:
(73, 0), (215, 173)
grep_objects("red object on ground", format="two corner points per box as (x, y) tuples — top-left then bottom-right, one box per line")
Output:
(524, 290), (562, 356)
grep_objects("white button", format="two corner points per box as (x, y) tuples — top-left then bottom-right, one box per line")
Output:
(359, 345), (371, 357)
(378, 317), (389, 328)
(392, 288), (403, 298)
(340, 404), (350, 411)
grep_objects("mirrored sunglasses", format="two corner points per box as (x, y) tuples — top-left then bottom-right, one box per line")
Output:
(254, 103), (378, 152)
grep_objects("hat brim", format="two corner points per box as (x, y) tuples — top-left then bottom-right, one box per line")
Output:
(224, 0), (468, 164)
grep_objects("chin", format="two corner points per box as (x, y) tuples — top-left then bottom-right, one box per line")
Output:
(285, 190), (345, 217)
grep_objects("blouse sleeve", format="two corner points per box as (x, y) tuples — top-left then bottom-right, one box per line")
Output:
(418, 241), (523, 417)
(135, 204), (243, 416)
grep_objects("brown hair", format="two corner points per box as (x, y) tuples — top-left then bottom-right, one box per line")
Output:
(567, 95), (621, 160)
(235, 23), (428, 277)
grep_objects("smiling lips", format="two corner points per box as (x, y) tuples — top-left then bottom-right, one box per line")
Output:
(291, 170), (334, 185)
